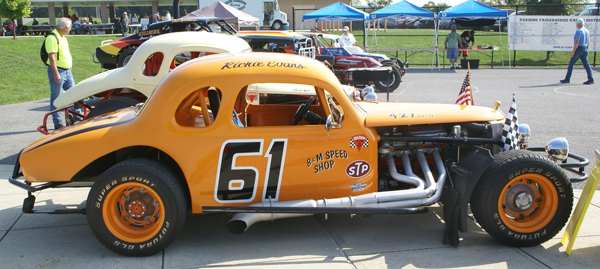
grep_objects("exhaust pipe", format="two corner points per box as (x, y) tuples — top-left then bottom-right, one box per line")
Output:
(228, 148), (446, 234)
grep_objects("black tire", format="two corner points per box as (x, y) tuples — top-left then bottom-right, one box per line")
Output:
(501, 23), (508, 32)
(86, 158), (187, 256)
(86, 96), (141, 119)
(482, 25), (490, 31)
(117, 47), (137, 67)
(374, 66), (401, 92)
(470, 150), (573, 247)
(381, 60), (395, 67)
(271, 21), (283, 30)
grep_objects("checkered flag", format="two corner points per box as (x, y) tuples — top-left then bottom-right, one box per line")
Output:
(501, 94), (519, 151)
(455, 68), (473, 105)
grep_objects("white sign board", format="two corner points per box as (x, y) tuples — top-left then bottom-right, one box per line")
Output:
(508, 15), (600, 51)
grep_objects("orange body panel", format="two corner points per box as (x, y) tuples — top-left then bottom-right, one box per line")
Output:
(20, 53), (379, 214)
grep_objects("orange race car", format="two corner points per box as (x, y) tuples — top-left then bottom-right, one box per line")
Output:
(10, 53), (588, 257)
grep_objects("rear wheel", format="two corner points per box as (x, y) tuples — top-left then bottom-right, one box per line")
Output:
(117, 47), (137, 67)
(482, 25), (490, 31)
(86, 96), (141, 119)
(501, 23), (508, 32)
(86, 158), (187, 256)
(374, 66), (401, 92)
(470, 151), (573, 247)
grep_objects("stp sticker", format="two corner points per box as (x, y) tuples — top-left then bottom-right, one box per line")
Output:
(246, 92), (258, 104)
(350, 135), (368, 152)
(346, 160), (371, 178)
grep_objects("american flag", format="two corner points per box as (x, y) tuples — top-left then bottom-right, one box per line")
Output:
(501, 95), (519, 151)
(455, 69), (473, 105)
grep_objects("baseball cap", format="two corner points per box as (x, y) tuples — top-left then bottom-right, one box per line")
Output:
(450, 24), (456, 30)
(343, 26), (349, 31)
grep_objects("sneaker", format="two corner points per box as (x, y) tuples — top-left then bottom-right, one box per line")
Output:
(584, 81), (595, 85)
(54, 124), (64, 130)
(450, 65), (454, 69)
(560, 79), (570, 84)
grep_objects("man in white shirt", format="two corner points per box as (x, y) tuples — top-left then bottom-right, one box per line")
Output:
(339, 26), (356, 47)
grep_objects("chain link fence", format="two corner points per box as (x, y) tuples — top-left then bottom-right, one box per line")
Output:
(292, 3), (599, 68)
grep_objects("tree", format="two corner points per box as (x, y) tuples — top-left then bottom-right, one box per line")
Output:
(0, 0), (31, 39)
(367, 0), (393, 9)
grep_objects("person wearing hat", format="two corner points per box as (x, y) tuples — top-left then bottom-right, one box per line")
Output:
(120, 11), (129, 37)
(561, 18), (594, 84)
(445, 24), (460, 69)
(339, 26), (356, 47)
(459, 29), (475, 59)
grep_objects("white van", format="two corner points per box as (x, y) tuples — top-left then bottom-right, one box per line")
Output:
(198, 0), (288, 30)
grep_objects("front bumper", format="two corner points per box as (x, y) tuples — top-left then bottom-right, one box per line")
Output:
(527, 147), (589, 182)
(95, 47), (117, 69)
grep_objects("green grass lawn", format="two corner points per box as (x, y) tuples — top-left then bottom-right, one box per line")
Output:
(0, 30), (592, 106)
(0, 35), (117, 105)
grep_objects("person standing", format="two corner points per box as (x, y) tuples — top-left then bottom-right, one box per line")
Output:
(561, 18), (594, 84)
(165, 11), (172, 21)
(459, 30), (475, 59)
(45, 18), (73, 130)
(120, 11), (128, 37)
(445, 24), (460, 69)
(152, 11), (160, 24)
(339, 26), (356, 47)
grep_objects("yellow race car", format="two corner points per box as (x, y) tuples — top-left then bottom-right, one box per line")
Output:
(10, 52), (588, 256)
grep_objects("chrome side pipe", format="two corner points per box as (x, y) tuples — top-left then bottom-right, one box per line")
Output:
(227, 148), (446, 234)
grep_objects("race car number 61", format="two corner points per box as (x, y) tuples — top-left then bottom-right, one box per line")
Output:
(214, 139), (287, 203)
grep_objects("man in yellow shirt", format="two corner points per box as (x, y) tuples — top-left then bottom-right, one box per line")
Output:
(45, 18), (72, 130)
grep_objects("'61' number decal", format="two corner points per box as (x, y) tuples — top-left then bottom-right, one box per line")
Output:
(215, 139), (287, 203)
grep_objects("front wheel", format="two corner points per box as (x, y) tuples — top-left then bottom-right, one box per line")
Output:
(374, 66), (401, 92)
(470, 151), (573, 247)
(117, 47), (137, 67)
(271, 21), (283, 30)
(86, 158), (187, 256)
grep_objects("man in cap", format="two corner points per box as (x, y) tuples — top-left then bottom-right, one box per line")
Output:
(45, 18), (73, 130)
(561, 18), (594, 84)
(120, 11), (129, 37)
(445, 24), (460, 68)
(459, 29), (475, 59)
(339, 26), (356, 47)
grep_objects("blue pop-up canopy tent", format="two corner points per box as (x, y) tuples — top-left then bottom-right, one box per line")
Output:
(369, 0), (435, 20)
(439, 0), (509, 67)
(302, 2), (369, 21)
(302, 2), (369, 47)
(439, 0), (507, 18)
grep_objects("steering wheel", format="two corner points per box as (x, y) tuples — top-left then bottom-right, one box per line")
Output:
(292, 97), (315, 125)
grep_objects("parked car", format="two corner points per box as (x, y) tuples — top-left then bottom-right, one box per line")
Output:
(94, 17), (237, 69)
(395, 17), (410, 28)
(405, 17), (422, 29)
(237, 31), (399, 92)
(10, 52), (588, 257)
(38, 32), (252, 134)
(493, 10), (516, 32)
(580, 7), (599, 16)
(302, 32), (407, 92)
(440, 17), (496, 31)
(417, 18), (436, 29)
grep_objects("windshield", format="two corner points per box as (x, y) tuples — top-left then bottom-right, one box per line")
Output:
(344, 46), (364, 54)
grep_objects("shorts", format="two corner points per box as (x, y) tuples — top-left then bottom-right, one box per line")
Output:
(447, 48), (459, 59)
(459, 45), (469, 57)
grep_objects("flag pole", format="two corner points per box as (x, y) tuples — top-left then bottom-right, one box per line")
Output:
(467, 62), (473, 105)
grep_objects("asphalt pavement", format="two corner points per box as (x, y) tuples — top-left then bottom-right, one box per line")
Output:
(1, 67), (600, 268)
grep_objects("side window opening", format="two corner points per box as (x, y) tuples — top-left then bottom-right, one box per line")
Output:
(175, 87), (222, 127)
(143, 51), (209, 77)
(142, 52), (164, 77)
(234, 83), (343, 127)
